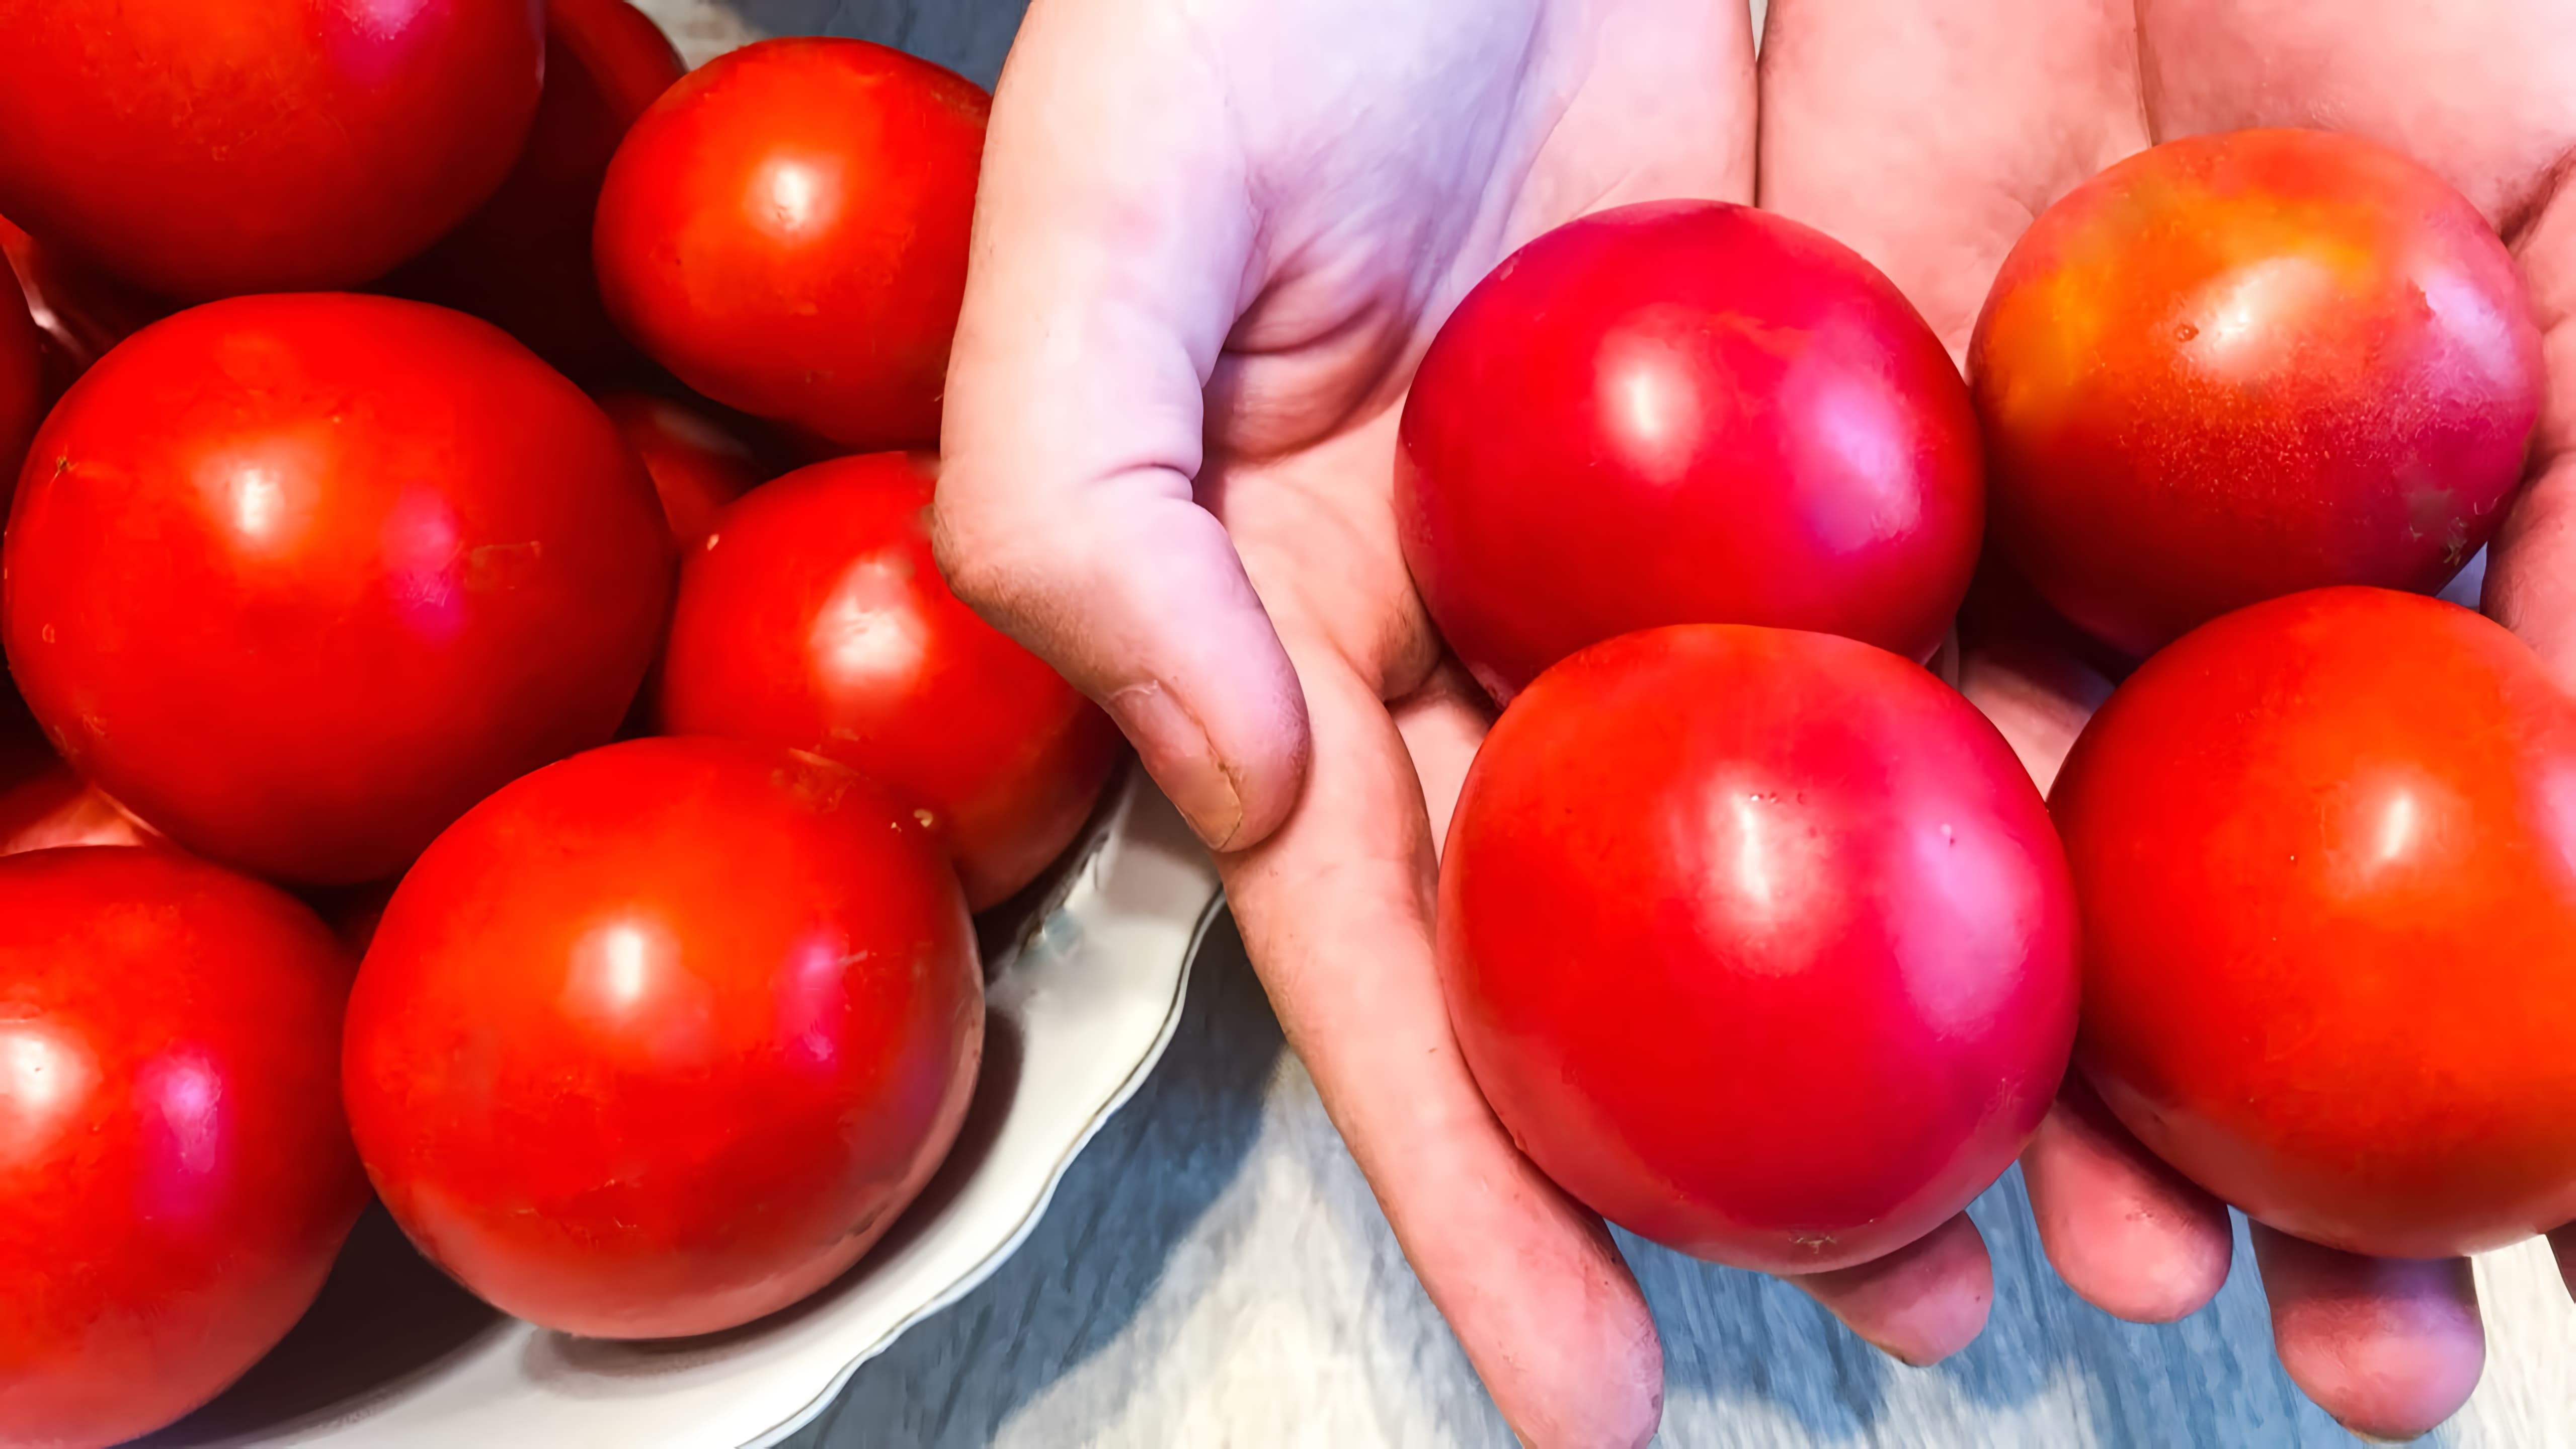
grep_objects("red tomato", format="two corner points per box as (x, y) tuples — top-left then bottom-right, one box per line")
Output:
(1971, 130), (2544, 659)
(344, 737), (982, 1338)
(1439, 624), (2077, 1273)
(0, 274), (35, 496)
(594, 38), (987, 450)
(2054, 587), (2576, 1257)
(387, 0), (683, 385)
(659, 454), (1120, 910)
(0, 0), (543, 300)
(1396, 201), (1983, 704)
(2, 215), (172, 385)
(3, 295), (674, 886)
(0, 847), (367, 1447)
(598, 391), (767, 550)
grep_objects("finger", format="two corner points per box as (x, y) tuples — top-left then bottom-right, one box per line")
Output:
(2249, 1226), (2485, 1442)
(934, 0), (1304, 853)
(2481, 159), (2576, 683)
(2021, 1076), (2233, 1323)
(1794, 1211), (1994, 1366)
(1223, 636), (1661, 1449)
(1388, 658), (1493, 863)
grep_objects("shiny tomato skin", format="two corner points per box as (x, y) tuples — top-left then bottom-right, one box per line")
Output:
(343, 737), (982, 1338)
(0, 847), (367, 1448)
(1971, 130), (2544, 660)
(599, 391), (767, 550)
(0, 275), (34, 497)
(0, 0), (543, 301)
(2054, 587), (2576, 1257)
(1439, 624), (2077, 1273)
(387, 0), (683, 385)
(593, 38), (987, 450)
(1396, 200), (1983, 704)
(659, 454), (1118, 910)
(2, 294), (675, 887)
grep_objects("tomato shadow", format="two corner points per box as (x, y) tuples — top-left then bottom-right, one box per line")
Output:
(137, 1202), (505, 1447)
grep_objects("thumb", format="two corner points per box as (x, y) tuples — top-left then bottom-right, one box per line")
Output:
(933, 0), (1305, 852)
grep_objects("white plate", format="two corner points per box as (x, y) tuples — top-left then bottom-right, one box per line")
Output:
(140, 769), (1223, 1449)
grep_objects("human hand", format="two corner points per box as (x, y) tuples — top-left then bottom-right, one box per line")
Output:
(934, 1), (2030, 1440)
(1762, 0), (2576, 1436)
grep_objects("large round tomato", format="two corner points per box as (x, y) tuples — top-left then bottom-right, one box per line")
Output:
(1439, 624), (2077, 1273)
(3, 295), (674, 887)
(593, 38), (987, 450)
(1971, 130), (2544, 659)
(2054, 587), (2576, 1257)
(344, 737), (982, 1338)
(659, 454), (1119, 910)
(387, 0), (683, 385)
(0, 275), (35, 495)
(0, 847), (367, 1448)
(0, 0), (543, 300)
(598, 391), (766, 551)
(1396, 201), (1983, 704)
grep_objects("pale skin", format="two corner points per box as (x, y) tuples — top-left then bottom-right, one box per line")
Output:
(935, 0), (2576, 1443)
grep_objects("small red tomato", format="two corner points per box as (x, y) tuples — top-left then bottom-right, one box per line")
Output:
(0, 0), (543, 300)
(344, 737), (982, 1338)
(1971, 130), (2544, 659)
(1440, 624), (2076, 1273)
(3, 295), (674, 886)
(1397, 200), (1983, 704)
(599, 391), (767, 550)
(0, 847), (367, 1448)
(2054, 587), (2576, 1257)
(659, 454), (1119, 910)
(0, 272), (35, 493)
(387, 0), (683, 385)
(594, 38), (987, 450)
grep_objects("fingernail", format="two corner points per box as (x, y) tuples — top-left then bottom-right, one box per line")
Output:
(1106, 681), (1243, 850)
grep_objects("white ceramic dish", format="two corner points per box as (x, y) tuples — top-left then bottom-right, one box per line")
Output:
(140, 769), (1222, 1449)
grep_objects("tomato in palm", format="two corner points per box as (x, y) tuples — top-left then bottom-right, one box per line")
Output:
(2053, 587), (2576, 1257)
(1971, 130), (2544, 659)
(1396, 201), (1983, 704)
(0, 847), (367, 1448)
(593, 38), (987, 451)
(1439, 624), (2077, 1273)
(659, 454), (1119, 910)
(0, 274), (35, 497)
(387, 0), (683, 385)
(3, 294), (674, 887)
(599, 391), (767, 550)
(0, 0), (542, 300)
(344, 737), (982, 1338)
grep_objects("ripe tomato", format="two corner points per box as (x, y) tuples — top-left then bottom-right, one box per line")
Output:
(594, 38), (987, 450)
(1971, 130), (2544, 659)
(387, 0), (683, 385)
(0, 0), (543, 300)
(3, 295), (674, 887)
(2054, 587), (2576, 1258)
(1396, 201), (1983, 704)
(0, 275), (35, 496)
(1439, 624), (2077, 1273)
(659, 454), (1120, 910)
(344, 737), (982, 1338)
(598, 391), (767, 550)
(0, 847), (367, 1448)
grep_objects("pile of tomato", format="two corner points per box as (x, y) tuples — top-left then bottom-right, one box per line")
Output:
(1411, 124), (2576, 1294)
(0, 5), (1119, 1445)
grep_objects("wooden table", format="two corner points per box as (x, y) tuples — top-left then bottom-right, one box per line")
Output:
(637, 5), (2576, 1442)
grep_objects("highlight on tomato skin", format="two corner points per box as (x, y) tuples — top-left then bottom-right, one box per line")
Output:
(1397, 199), (1984, 705)
(341, 737), (984, 1340)
(0, 845), (370, 1449)
(2051, 586), (2576, 1260)
(1, 293), (676, 888)
(0, 0), (545, 300)
(1971, 128), (2545, 661)
(658, 452), (1121, 912)
(1437, 623), (2078, 1275)
(593, 37), (989, 451)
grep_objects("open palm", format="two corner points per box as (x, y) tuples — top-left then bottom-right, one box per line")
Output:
(1763, 0), (2576, 1437)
